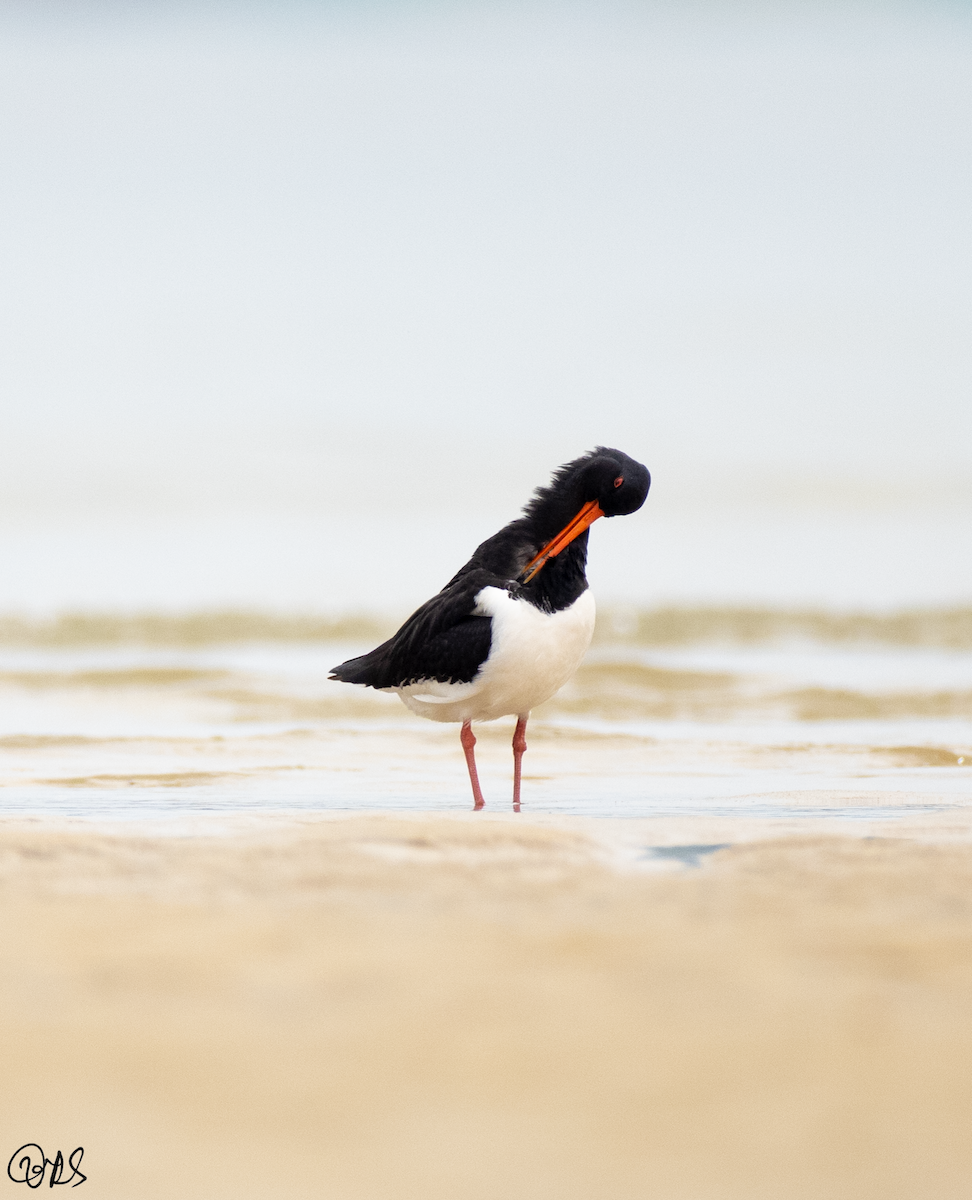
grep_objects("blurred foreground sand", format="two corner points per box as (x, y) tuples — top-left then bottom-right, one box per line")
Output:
(2, 815), (972, 1199)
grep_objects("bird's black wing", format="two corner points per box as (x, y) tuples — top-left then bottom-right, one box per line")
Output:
(329, 568), (503, 690)
(441, 519), (535, 590)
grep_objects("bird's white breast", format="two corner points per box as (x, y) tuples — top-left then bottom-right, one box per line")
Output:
(396, 586), (596, 724)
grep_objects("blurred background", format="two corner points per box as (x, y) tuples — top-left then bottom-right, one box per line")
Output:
(1, 0), (970, 617)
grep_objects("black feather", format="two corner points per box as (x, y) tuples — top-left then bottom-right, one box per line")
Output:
(329, 447), (650, 691)
(329, 569), (499, 689)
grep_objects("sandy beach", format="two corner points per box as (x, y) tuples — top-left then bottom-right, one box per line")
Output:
(0, 614), (970, 1196)
(3, 813), (972, 1198)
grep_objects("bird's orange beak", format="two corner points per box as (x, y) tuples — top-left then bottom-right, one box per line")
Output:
(520, 500), (604, 584)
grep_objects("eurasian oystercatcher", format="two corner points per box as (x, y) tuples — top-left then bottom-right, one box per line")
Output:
(329, 447), (650, 809)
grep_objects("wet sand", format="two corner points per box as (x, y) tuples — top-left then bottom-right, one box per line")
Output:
(2, 617), (970, 1195)
(1, 631), (970, 821)
(3, 813), (972, 1199)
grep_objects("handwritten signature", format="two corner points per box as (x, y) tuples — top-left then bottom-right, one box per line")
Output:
(6, 1146), (86, 1189)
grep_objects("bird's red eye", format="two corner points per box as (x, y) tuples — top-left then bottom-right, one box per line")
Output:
(614, 476), (624, 488)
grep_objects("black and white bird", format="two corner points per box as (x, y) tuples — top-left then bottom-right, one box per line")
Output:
(329, 447), (650, 810)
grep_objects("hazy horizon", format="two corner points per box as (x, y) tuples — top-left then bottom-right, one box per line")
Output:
(1, 0), (970, 612)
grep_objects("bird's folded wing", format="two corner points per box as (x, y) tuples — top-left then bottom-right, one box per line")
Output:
(329, 569), (501, 690)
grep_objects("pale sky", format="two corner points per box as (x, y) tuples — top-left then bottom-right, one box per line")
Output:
(0, 2), (969, 611)
(2, 0), (971, 513)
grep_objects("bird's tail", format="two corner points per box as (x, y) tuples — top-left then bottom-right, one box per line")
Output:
(328, 647), (391, 688)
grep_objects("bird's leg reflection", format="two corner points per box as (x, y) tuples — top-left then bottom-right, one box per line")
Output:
(460, 720), (485, 810)
(512, 714), (528, 813)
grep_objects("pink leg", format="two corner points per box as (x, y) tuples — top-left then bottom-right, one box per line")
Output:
(461, 720), (485, 810)
(512, 714), (528, 813)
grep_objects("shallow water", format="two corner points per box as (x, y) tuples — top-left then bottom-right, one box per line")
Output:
(0, 634), (969, 840)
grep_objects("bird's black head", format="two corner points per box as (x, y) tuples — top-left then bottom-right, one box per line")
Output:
(574, 447), (651, 518)
(516, 446), (651, 585)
